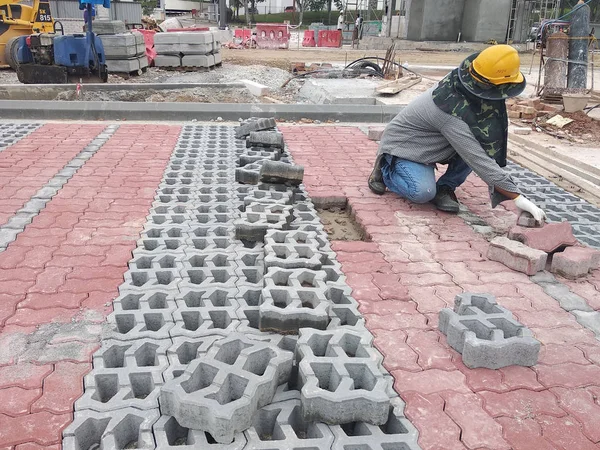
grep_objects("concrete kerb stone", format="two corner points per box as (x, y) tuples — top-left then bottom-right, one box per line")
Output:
(76, 339), (169, 412)
(438, 293), (540, 369)
(244, 398), (334, 449)
(154, 415), (247, 449)
(63, 408), (160, 450)
(159, 333), (294, 444)
(487, 236), (547, 275)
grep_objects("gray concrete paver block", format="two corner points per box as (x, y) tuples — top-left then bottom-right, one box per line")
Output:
(438, 293), (540, 369)
(259, 161), (304, 186)
(160, 333), (294, 444)
(154, 415), (247, 449)
(235, 118), (277, 139)
(63, 408), (159, 450)
(247, 131), (285, 149)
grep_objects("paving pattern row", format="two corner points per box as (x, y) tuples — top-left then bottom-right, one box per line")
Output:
(281, 125), (600, 450)
(0, 124), (180, 447)
(61, 124), (422, 449)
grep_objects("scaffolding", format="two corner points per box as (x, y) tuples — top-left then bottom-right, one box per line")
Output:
(341, 0), (381, 47)
(507, 0), (560, 43)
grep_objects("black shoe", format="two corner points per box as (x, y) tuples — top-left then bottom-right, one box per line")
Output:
(368, 154), (386, 195)
(432, 185), (460, 213)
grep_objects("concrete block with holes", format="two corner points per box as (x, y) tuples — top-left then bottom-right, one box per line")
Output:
(63, 408), (160, 450)
(259, 268), (331, 333)
(243, 187), (294, 206)
(170, 306), (240, 338)
(105, 309), (174, 341)
(487, 236), (547, 275)
(235, 118), (277, 139)
(243, 398), (334, 449)
(246, 131), (285, 149)
(438, 293), (540, 369)
(264, 242), (324, 270)
(259, 161), (304, 186)
(154, 415), (247, 449)
(75, 339), (169, 412)
(235, 249), (265, 288)
(329, 397), (421, 450)
(164, 336), (224, 381)
(159, 333), (293, 444)
(235, 203), (294, 242)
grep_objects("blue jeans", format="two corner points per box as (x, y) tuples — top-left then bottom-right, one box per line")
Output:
(381, 154), (472, 203)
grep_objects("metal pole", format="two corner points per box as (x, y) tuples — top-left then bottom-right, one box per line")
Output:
(219, 0), (227, 28)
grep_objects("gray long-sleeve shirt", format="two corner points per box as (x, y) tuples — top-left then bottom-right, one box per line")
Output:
(378, 88), (520, 196)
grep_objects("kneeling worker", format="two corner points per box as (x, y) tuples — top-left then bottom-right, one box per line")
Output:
(368, 45), (546, 223)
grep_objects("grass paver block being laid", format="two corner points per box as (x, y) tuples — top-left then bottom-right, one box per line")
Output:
(439, 293), (540, 369)
(235, 118), (277, 139)
(259, 160), (304, 186)
(259, 268), (331, 333)
(159, 333), (293, 444)
(244, 398), (334, 449)
(508, 221), (578, 253)
(487, 236), (547, 275)
(154, 415), (247, 449)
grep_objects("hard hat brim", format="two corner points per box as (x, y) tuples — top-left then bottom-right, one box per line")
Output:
(458, 53), (526, 101)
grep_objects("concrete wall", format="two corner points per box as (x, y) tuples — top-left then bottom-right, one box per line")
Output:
(407, 0), (466, 41)
(461, 0), (511, 42)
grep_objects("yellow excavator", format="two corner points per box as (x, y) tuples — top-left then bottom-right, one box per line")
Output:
(0, 0), (55, 68)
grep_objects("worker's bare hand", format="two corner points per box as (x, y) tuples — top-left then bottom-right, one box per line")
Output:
(514, 195), (547, 224)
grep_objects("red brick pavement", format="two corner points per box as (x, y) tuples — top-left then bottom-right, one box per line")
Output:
(0, 124), (107, 227)
(0, 124), (179, 447)
(282, 125), (600, 450)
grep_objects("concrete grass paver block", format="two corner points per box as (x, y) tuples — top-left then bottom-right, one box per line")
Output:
(165, 335), (225, 381)
(259, 161), (304, 186)
(235, 118), (277, 139)
(235, 203), (293, 242)
(438, 293), (540, 369)
(243, 188), (293, 207)
(170, 306), (239, 338)
(508, 221), (579, 253)
(160, 333), (293, 444)
(550, 246), (600, 279)
(298, 357), (390, 425)
(106, 309), (174, 341)
(487, 236), (547, 275)
(247, 131), (285, 149)
(154, 415), (247, 449)
(63, 408), (159, 450)
(259, 269), (331, 334)
(295, 328), (380, 367)
(76, 339), (169, 412)
(244, 398), (334, 449)
(264, 242), (324, 270)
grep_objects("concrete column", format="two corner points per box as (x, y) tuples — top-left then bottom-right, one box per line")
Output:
(219, 0), (227, 27)
(545, 31), (568, 93)
(567, 2), (590, 89)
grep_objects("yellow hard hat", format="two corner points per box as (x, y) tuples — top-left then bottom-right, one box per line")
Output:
(471, 44), (524, 85)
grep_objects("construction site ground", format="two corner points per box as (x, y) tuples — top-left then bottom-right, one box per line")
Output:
(0, 45), (600, 449)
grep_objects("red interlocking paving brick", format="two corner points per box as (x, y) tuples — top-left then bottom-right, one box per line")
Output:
(552, 387), (600, 442)
(538, 415), (600, 450)
(31, 362), (90, 414)
(0, 387), (42, 416)
(479, 389), (566, 418)
(402, 392), (467, 450)
(551, 246), (600, 280)
(508, 221), (579, 253)
(0, 411), (71, 446)
(281, 125), (600, 450)
(15, 443), (61, 450)
(0, 364), (52, 390)
(496, 417), (557, 450)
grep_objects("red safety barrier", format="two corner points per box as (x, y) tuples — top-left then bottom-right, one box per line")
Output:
(234, 29), (252, 40)
(317, 30), (342, 48)
(256, 23), (290, 49)
(134, 29), (157, 66)
(302, 30), (316, 47)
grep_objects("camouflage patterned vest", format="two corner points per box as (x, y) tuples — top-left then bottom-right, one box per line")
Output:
(432, 68), (508, 167)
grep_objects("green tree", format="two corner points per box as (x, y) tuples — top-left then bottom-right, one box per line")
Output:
(140, 0), (156, 16)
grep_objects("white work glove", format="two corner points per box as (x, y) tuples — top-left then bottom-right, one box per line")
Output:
(514, 195), (547, 224)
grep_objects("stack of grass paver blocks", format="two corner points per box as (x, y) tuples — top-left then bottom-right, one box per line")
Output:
(99, 31), (149, 75)
(62, 118), (421, 449)
(154, 31), (222, 69)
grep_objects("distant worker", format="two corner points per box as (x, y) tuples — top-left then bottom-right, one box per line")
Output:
(337, 11), (344, 31)
(355, 13), (363, 39)
(367, 45), (547, 223)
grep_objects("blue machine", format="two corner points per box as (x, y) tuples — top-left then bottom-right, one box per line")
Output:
(14, 0), (109, 83)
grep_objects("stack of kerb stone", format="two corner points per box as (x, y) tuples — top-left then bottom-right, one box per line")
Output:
(99, 31), (149, 75)
(154, 31), (222, 69)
